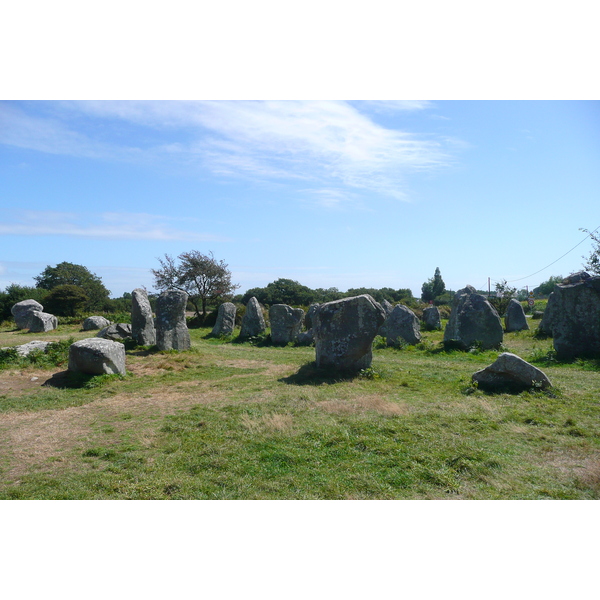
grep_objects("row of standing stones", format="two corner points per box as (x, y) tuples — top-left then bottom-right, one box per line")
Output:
(9, 273), (600, 392)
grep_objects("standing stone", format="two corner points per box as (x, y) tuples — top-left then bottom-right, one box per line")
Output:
(304, 303), (321, 330)
(270, 304), (305, 345)
(211, 302), (237, 336)
(472, 352), (552, 392)
(504, 298), (530, 332)
(444, 285), (503, 350)
(68, 338), (126, 376)
(314, 294), (386, 371)
(549, 275), (600, 359)
(155, 290), (191, 351)
(385, 304), (421, 346)
(83, 316), (111, 331)
(422, 305), (442, 330)
(239, 297), (266, 339)
(538, 290), (559, 336)
(378, 299), (395, 336)
(131, 288), (156, 346)
(11, 299), (44, 329)
(28, 311), (58, 333)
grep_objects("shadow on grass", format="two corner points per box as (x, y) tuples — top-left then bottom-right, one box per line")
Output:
(279, 361), (360, 386)
(42, 370), (124, 389)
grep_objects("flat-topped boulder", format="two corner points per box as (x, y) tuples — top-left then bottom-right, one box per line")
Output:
(211, 302), (236, 336)
(11, 299), (44, 329)
(131, 288), (156, 346)
(68, 338), (126, 376)
(239, 297), (266, 339)
(313, 294), (386, 371)
(444, 285), (503, 350)
(1, 340), (52, 357)
(155, 290), (191, 351)
(385, 304), (421, 346)
(472, 352), (551, 393)
(83, 316), (111, 331)
(270, 304), (305, 345)
(505, 298), (529, 332)
(28, 311), (58, 333)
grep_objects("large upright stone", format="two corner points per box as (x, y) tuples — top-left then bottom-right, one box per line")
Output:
(11, 299), (43, 329)
(538, 290), (559, 336)
(28, 311), (58, 333)
(314, 294), (386, 371)
(270, 304), (305, 345)
(444, 285), (503, 350)
(155, 290), (191, 351)
(211, 302), (237, 336)
(549, 275), (600, 359)
(68, 338), (126, 376)
(304, 303), (321, 330)
(385, 304), (421, 346)
(131, 288), (156, 346)
(378, 299), (395, 336)
(239, 297), (266, 339)
(472, 352), (551, 393)
(505, 298), (529, 332)
(422, 305), (442, 330)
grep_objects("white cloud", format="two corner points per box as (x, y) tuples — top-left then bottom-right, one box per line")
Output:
(0, 210), (232, 242)
(1, 100), (457, 202)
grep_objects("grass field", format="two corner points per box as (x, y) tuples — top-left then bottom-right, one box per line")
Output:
(1, 319), (599, 499)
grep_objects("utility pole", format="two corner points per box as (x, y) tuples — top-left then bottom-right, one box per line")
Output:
(488, 277), (491, 298)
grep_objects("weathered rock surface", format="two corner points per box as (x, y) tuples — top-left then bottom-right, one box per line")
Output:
(270, 304), (305, 345)
(472, 352), (551, 392)
(538, 290), (559, 336)
(1, 340), (52, 357)
(314, 294), (386, 371)
(131, 288), (156, 346)
(385, 305), (421, 346)
(504, 298), (529, 332)
(304, 303), (320, 330)
(96, 323), (132, 341)
(211, 302), (236, 336)
(296, 329), (315, 346)
(422, 305), (442, 330)
(549, 275), (600, 359)
(444, 285), (503, 350)
(68, 338), (126, 376)
(83, 316), (111, 331)
(239, 297), (266, 339)
(155, 290), (191, 351)
(11, 299), (44, 329)
(378, 299), (395, 336)
(28, 311), (58, 333)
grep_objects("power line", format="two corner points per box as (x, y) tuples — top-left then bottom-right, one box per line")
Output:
(494, 225), (600, 285)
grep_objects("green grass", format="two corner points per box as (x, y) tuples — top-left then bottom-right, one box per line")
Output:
(0, 323), (599, 499)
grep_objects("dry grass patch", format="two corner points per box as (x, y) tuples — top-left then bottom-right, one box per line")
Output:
(241, 412), (295, 433)
(316, 395), (408, 417)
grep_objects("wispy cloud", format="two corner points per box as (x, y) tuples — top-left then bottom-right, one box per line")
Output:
(1, 100), (457, 202)
(0, 210), (232, 242)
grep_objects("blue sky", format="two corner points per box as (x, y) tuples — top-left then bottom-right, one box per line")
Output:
(1, 100), (599, 299)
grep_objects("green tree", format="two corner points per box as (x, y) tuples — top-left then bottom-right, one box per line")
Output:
(533, 275), (563, 297)
(43, 284), (89, 317)
(581, 228), (600, 275)
(34, 262), (110, 311)
(241, 278), (315, 306)
(152, 251), (239, 320)
(421, 267), (446, 302)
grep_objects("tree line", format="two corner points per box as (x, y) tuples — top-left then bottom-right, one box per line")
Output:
(3, 234), (598, 324)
